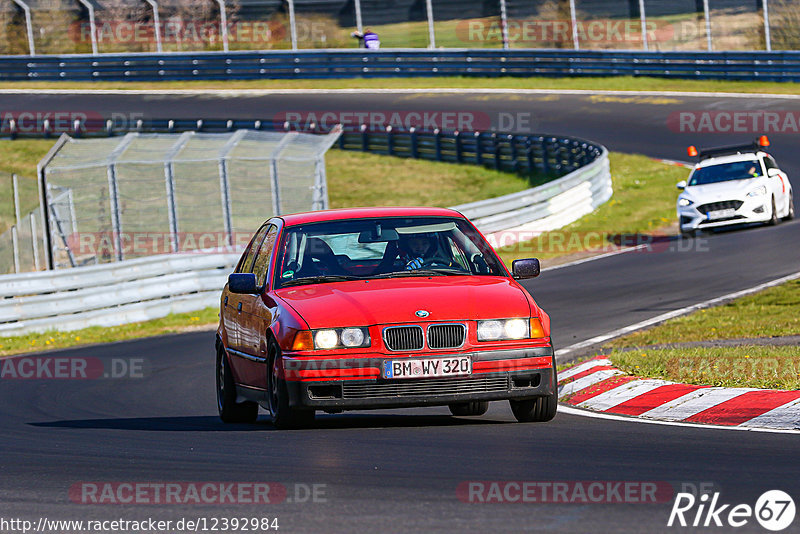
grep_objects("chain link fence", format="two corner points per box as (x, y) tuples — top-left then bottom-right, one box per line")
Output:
(0, 0), (792, 55)
(0, 173), (45, 275)
(37, 128), (341, 270)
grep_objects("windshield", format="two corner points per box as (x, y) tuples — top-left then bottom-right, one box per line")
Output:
(688, 160), (762, 186)
(274, 216), (506, 288)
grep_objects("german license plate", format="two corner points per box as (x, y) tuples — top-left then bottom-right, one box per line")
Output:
(707, 208), (736, 220)
(383, 356), (472, 379)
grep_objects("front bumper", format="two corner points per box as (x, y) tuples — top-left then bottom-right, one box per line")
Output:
(678, 196), (772, 232)
(283, 346), (555, 410)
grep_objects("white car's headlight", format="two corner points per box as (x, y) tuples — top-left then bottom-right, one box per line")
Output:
(747, 185), (767, 197)
(678, 197), (693, 207)
(312, 327), (370, 350)
(478, 318), (532, 341)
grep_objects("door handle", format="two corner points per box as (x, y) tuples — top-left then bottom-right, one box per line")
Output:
(224, 296), (228, 306)
(237, 302), (243, 312)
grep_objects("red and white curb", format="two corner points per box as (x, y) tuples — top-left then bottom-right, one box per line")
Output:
(558, 356), (800, 431)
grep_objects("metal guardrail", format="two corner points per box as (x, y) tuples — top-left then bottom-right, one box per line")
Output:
(2, 49), (800, 82)
(0, 253), (238, 336)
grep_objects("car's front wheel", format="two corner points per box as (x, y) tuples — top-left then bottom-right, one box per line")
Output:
(449, 401), (489, 417)
(217, 347), (258, 424)
(784, 193), (794, 221)
(509, 356), (558, 423)
(267, 338), (315, 429)
(769, 196), (779, 226)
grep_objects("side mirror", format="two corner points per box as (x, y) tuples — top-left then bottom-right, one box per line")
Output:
(768, 168), (781, 177)
(512, 258), (540, 280)
(228, 273), (259, 294)
(676, 180), (687, 190)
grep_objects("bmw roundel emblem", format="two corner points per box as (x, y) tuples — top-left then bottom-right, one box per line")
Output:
(415, 310), (430, 318)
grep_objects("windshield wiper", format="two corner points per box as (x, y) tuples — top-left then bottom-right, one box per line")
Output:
(281, 275), (363, 287)
(371, 269), (467, 279)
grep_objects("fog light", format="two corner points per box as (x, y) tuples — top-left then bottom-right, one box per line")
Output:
(753, 205), (765, 214)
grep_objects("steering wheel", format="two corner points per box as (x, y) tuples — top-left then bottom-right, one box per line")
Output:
(419, 258), (452, 269)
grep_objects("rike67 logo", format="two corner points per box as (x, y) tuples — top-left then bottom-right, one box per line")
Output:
(668, 490), (795, 531)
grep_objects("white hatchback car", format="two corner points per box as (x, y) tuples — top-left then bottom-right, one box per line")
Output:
(677, 138), (794, 237)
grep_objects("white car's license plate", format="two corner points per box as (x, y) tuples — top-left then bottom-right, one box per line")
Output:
(383, 356), (472, 379)
(707, 208), (736, 220)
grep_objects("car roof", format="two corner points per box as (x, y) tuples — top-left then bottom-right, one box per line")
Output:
(695, 151), (767, 169)
(278, 207), (465, 226)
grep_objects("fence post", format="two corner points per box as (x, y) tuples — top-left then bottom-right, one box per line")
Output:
(455, 131), (463, 163)
(492, 133), (501, 170)
(509, 134), (518, 172)
(76, 0), (98, 55)
(499, 0), (509, 49)
(37, 133), (70, 270)
(268, 132), (298, 217)
(474, 132), (483, 166)
(106, 134), (136, 262)
(216, 0), (229, 52)
(434, 129), (442, 161)
(361, 124), (369, 151)
(10, 0), (35, 55)
(409, 127), (419, 158)
(144, 0), (162, 53)
(30, 214), (39, 271)
(569, 0), (579, 50)
(354, 0), (363, 34)
(703, 0), (712, 51)
(386, 126), (394, 156)
(11, 174), (21, 272)
(638, 0), (648, 51)
(763, 0), (771, 51)
(287, 0), (298, 50)
(164, 131), (192, 253)
(540, 137), (550, 175)
(425, 0), (436, 48)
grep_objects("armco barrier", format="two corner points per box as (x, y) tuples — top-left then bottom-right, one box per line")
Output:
(2, 49), (800, 82)
(0, 253), (238, 336)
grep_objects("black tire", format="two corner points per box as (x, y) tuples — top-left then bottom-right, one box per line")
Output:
(768, 197), (779, 226)
(449, 401), (489, 417)
(509, 355), (558, 423)
(783, 193), (794, 221)
(267, 339), (315, 429)
(217, 347), (258, 424)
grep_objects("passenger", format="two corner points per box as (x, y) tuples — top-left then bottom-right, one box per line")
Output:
(351, 28), (380, 49)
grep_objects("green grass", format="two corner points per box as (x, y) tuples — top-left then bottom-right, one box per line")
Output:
(497, 152), (687, 264)
(606, 279), (800, 347)
(603, 279), (800, 390)
(326, 149), (531, 209)
(1, 75), (799, 95)
(0, 306), (218, 358)
(0, 140), (52, 233)
(609, 346), (800, 390)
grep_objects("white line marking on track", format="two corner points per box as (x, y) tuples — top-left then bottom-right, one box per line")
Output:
(557, 358), (612, 381)
(557, 270), (800, 360)
(2, 88), (800, 100)
(739, 398), (800, 430)
(558, 369), (623, 397)
(543, 245), (648, 272)
(639, 387), (756, 421)
(557, 405), (800, 434)
(577, 379), (673, 411)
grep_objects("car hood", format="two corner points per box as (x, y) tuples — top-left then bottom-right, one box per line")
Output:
(685, 177), (763, 200)
(276, 276), (532, 328)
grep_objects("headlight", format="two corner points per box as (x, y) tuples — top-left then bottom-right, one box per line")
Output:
(678, 197), (693, 207)
(478, 318), (534, 341)
(747, 185), (767, 197)
(311, 327), (371, 350)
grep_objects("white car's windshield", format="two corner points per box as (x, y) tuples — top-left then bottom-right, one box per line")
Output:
(689, 160), (762, 186)
(274, 216), (506, 288)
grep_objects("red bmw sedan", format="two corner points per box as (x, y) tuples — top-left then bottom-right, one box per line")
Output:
(216, 207), (556, 428)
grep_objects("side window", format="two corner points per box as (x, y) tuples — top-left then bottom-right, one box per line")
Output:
(236, 224), (270, 274)
(764, 157), (778, 171)
(252, 225), (279, 288)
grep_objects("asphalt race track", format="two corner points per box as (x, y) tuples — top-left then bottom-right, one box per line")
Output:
(1, 90), (799, 533)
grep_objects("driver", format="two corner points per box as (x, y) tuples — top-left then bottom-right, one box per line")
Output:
(402, 233), (450, 270)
